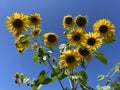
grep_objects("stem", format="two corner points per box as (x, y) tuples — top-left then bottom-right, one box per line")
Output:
(70, 69), (75, 90)
(68, 78), (73, 89)
(110, 70), (117, 78)
(47, 60), (65, 90)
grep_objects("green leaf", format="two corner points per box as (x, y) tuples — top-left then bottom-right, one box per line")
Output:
(76, 70), (88, 84)
(32, 85), (38, 90)
(95, 52), (108, 65)
(41, 78), (51, 84)
(50, 76), (57, 83)
(19, 35), (30, 43)
(111, 82), (120, 90)
(38, 70), (48, 83)
(97, 75), (105, 81)
(32, 52), (39, 64)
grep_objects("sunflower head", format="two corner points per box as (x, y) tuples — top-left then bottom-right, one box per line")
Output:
(93, 19), (115, 37)
(103, 33), (115, 43)
(6, 12), (29, 32)
(27, 13), (42, 27)
(67, 28), (84, 46)
(76, 47), (92, 61)
(31, 28), (41, 38)
(75, 15), (88, 28)
(59, 49), (80, 69)
(31, 43), (39, 50)
(15, 35), (30, 51)
(44, 32), (58, 47)
(81, 32), (102, 51)
(63, 15), (74, 29)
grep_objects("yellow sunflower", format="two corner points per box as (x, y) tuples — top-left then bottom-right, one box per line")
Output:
(12, 30), (22, 38)
(44, 32), (58, 47)
(27, 13), (42, 27)
(15, 35), (30, 51)
(67, 28), (84, 46)
(75, 47), (92, 61)
(31, 28), (41, 38)
(63, 15), (74, 29)
(59, 49), (80, 69)
(75, 15), (88, 28)
(6, 12), (28, 33)
(31, 43), (39, 50)
(93, 19), (115, 37)
(103, 33), (115, 43)
(81, 32), (102, 51)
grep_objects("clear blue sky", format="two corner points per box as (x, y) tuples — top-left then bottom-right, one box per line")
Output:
(0, 0), (120, 90)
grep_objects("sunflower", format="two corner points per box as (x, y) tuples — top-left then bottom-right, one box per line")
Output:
(63, 15), (74, 29)
(31, 43), (39, 50)
(27, 13), (41, 27)
(93, 19), (115, 37)
(81, 32), (102, 51)
(59, 49), (80, 69)
(15, 35), (30, 51)
(76, 47), (92, 61)
(6, 12), (28, 33)
(67, 28), (84, 46)
(31, 28), (41, 38)
(75, 15), (88, 28)
(103, 33), (115, 43)
(12, 30), (22, 38)
(44, 32), (58, 47)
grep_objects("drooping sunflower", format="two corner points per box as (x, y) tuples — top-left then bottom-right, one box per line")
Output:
(93, 19), (115, 37)
(81, 32), (102, 51)
(31, 28), (41, 38)
(6, 12), (29, 33)
(59, 49), (80, 69)
(63, 15), (74, 29)
(43, 32), (58, 47)
(67, 28), (84, 46)
(75, 47), (92, 61)
(75, 15), (88, 28)
(15, 35), (30, 51)
(27, 13), (42, 27)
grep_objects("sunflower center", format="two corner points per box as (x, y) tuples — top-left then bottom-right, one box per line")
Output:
(76, 17), (86, 27)
(31, 17), (38, 23)
(72, 33), (81, 41)
(99, 25), (108, 33)
(87, 38), (96, 45)
(65, 17), (73, 24)
(66, 55), (75, 64)
(47, 34), (56, 43)
(79, 48), (89, 56)
(34, 30), (39, 35)
(13, 19), (23, 28)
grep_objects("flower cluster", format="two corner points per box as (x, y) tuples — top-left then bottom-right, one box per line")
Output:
(6, 13), (116, 90)
(6, 12), (58, 53)
(60, 14), (115, 70)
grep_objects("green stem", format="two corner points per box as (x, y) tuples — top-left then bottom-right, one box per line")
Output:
(47, 60), (65, 90)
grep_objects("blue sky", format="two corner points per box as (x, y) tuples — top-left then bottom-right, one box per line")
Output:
(0, 0), (120, 90)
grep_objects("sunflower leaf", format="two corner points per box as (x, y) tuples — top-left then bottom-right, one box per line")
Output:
(19, 35), (30, 43)
(97, 75), (105, 81)
(95, 52), (108, 65)
(32, 52), (39, 64)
